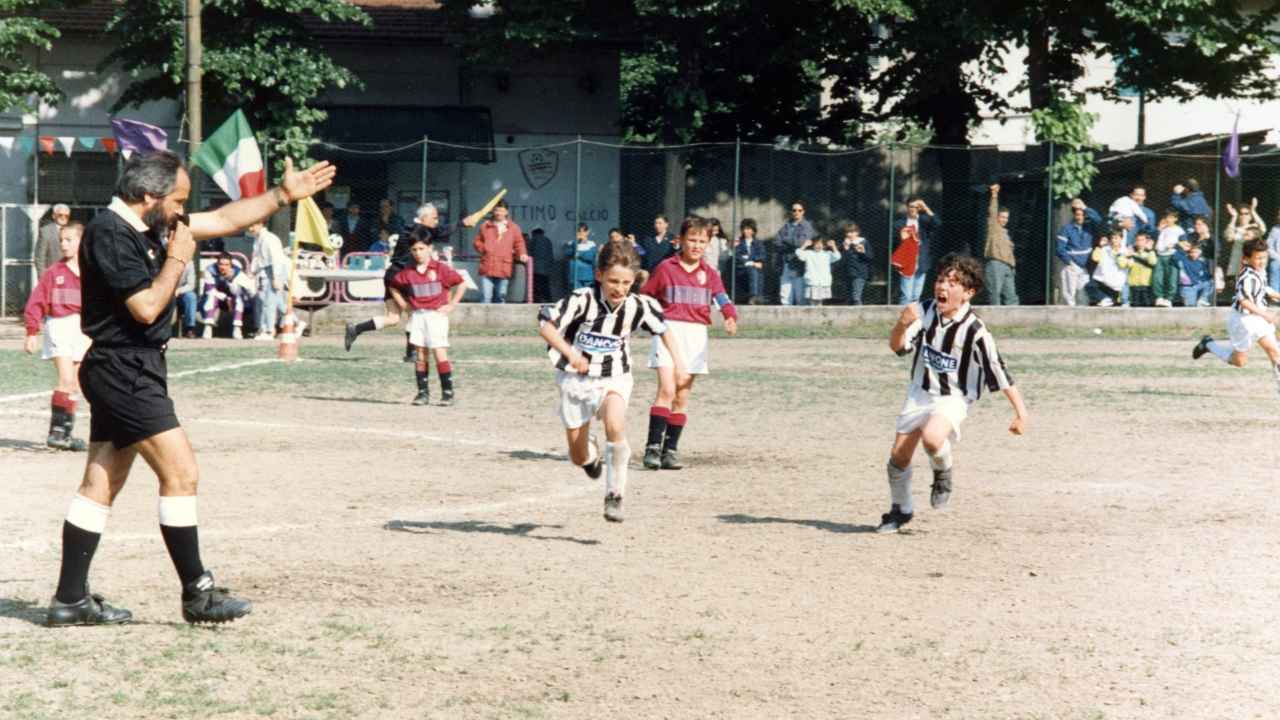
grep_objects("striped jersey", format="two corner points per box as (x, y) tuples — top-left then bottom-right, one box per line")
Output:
(905, 300), (1013, 403)
(640, 255), (738, 325)
(389, 261), (463, 310)
(538, 287), (668, 377)
(1232, 266), (1268, 314)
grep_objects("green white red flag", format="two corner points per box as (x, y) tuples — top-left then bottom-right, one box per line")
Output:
(191, 110), (266, 200)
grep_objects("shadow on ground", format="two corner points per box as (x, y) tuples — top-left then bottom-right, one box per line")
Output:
(300, 395), (404, 406)
(0, 597), (47, 626)
(384, 520), (599, 546)
(717, 513), (877, 534)
(498, 450), (565, 462)
(0, 438), (53, 452)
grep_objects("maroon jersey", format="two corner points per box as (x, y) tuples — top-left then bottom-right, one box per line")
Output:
(25, 260), (82, 335)
(640, 255), (737, 325)
(390, 261), (463, 310)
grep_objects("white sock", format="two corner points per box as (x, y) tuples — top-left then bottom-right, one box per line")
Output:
(158, 496), (198, 527)
(372, 316), (386, 330)
(66, 493), (110, 534)
(1207, 340), (1233, 363)
(927, 441), (953, 472)
(887, 462), (914, 515)
(605, 441), (631, 497)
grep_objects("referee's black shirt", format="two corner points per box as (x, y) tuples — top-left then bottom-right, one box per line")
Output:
(390, 222), (455, 268)
(80, 198), (173, 349)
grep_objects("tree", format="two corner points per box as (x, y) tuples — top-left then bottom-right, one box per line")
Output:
(0, 0), (62, 112)
(103, 0), (370, 169)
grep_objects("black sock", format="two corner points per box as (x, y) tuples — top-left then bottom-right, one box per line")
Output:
(646, 407), (669, 448)
(405, 333), (412, 355)
(438, 361), (454, 392)
(55, 521), (101, 604)
(354, 319), (377, 334)
(415, 366), (429, 391)
(160, 525), (206, 591)
(666, 413), (687, 451)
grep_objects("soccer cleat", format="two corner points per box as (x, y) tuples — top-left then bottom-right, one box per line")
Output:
(343, 323), (358, 352)
(583, 435), (603, 479)
(440, 389), (455, 406)
(253, 332), (274, 342)
(182, 571), (252, 625)
(875, 504), (914, 534)
(930, 469), (953, 509)
(642, 444), (662, 470)
(1096, 298), (1114, 307)
(47, 587), (132, 627)
(47, 432), (87, 452)
(1192, 335), (1213, 360)
(232, 326), (243, 340)
(660, 449), (682, 470)
(201, 325), (214, 339)
(603, 493), (624, 522)
(412, 390), (431, 406)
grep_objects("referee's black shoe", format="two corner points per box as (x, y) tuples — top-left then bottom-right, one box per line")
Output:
(875, 504), (914, 534)
(343, 323), (358, 352)
(1192, 334), (1213, 360)
(182, 571), (252, 625)
(47, 587), (132, 627)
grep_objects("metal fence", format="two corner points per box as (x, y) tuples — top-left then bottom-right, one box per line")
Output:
(3, 137), (1268, 317)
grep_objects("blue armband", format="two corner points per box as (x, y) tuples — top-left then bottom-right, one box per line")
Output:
(713, 292), (732, 308)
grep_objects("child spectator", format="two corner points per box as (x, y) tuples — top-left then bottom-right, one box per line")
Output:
(842, 225), (874, 305)
(1152, 209), (1184, 307)
(733, 219), (766, 304)
(1174, 240), (1214, 307)
(199, 253), (249, 339)
(1087, 231), (1130, 307)
(567, 223), (598, 291)
(795, 237), (842, 306)
(1127, 231), (1157, 307)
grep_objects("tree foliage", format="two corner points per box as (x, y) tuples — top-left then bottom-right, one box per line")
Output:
(0, 0), (62, 113)
(103, 0), (370, 167)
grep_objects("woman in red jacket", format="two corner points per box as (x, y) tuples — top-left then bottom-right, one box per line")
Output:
(23, 222), (91, 450)
(472, 199), (528, 303)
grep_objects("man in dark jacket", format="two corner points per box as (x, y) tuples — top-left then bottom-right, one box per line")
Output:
(1171, 179), (1212, 235)
(528, 228), (555, 303)
(638, 214), (677, 272)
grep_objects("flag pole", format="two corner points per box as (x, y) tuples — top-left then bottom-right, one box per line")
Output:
(279, 202), (303, 362)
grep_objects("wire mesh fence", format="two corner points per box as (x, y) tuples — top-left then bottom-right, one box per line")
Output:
(3, 137), (1270, 316)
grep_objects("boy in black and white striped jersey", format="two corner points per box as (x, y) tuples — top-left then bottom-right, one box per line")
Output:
(538, 240), (689, 522)
(1193, 238), (1280, 394)
(877, 254), (1029, 534)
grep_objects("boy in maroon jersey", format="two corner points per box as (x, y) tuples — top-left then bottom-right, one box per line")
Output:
(388, 229), (466, 406)
(24, 222), (91, 450)
(640, 216), (739, 470)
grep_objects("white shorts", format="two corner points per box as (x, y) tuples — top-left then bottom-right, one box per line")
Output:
(407, 309), (450, 349)
(556, 370), (633, 429)
(1227, 310), (1276, 352)
(42, 314), (91, 362)
(895, 388), (969, 443)
(648, 320), (710, 375)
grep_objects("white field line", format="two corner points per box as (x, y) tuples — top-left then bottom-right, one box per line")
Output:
(0, 357), (292, 405)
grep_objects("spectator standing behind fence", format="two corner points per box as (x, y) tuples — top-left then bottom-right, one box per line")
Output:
(344, 203), (377, 254)
(568, 223), (598, 290)
(1109, 185), (1156, 236)
(893, 196), (939, 303)
(378, 198), (404, 240)
(1267, 215), (1280, 292)
(529, 228), (555, 303)
(795, 237), (841, 306)
(200, 253), (250, 339)
(1171, 179), (1211, 234)
(706, 218), (730, 279)
(842, 225), (873, 305)
(983, 184), (1018, 305)
(175, 261), (197, 338)
(778, 201), (815, 305)
(1175, 240), (1214, 306)
(248, 222), (287, 339)
(1224, 199), (1266, 281)
(1056, 199), (1100, 306)
(733, 219), (766, 304)
(472, 199), (528, 304)
(639, 214), (676, 272)
(1127, 232), (1157, 307)
(35, 204), (72, 277)
(1153, 209), (1184, 307)
(1087, 231), (1130, 307)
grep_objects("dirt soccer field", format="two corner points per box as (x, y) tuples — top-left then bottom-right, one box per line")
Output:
(1, 330), (1277, 719)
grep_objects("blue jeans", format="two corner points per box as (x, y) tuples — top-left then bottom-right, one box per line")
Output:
(780, 267), (806, 305)
(848, 277), (867, 305)
(479, 275), (509, 304)
(897, 272), (926, 304)
(1269, 259), (1280, 292)
(736, 267), (763, 300)
(1180, 281), (1213, 307)
(256, 280), (286, 333)
(177, 292), (197, 329)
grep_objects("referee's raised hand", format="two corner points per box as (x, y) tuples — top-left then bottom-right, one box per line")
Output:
(280, 158), (337, 203)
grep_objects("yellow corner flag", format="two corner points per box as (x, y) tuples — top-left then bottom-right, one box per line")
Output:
(294, 196), (335, 255)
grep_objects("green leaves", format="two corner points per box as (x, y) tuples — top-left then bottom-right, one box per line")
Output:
(1032, 101), (1099, 200)
(0, 11), (61, 112)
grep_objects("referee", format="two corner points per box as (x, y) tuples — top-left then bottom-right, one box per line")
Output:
(46, 150), (336, 626)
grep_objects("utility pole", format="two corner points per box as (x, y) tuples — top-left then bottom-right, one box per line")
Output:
(186, 0), (203, 206)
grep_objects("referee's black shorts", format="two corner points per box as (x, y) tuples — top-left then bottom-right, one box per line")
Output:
(80, 346), (180, 449)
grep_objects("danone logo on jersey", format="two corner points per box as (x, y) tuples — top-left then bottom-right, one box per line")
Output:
(922, 345), (959, 373)
(573, 330), (623, 354)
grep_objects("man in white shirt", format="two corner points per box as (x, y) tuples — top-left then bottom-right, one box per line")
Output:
(249, 222), (288, 339)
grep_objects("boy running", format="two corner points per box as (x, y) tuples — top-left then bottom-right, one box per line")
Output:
(1193, 238), (1280, 393)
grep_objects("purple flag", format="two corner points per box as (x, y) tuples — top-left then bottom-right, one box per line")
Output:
(1223, 114), (1240, 179)
(110, 118), (168, 154)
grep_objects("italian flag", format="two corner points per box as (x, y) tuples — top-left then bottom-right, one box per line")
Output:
(191, 110), (266, 201)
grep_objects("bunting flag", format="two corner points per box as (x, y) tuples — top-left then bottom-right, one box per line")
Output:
(192, 110), (266, 200)
(16, 137), (33, 155)
(57, 137), (75, 158)
(0, 137), (13, 156)
(1223, 113), (1241, 179)
(38, 136), (55, 155)
(122, 149), (133, 160)
(101, 137), (118, 155)
(77, 137), (98, 150)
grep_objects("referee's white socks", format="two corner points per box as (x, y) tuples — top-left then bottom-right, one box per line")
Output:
(605, 441), (631, 497)
(1206, 340), (1233, 363)
(927, 441), (953, 472)
(887, 462), (913, 514)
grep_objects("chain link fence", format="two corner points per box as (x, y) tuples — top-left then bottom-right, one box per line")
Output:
(3, 137), (1267, 316)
